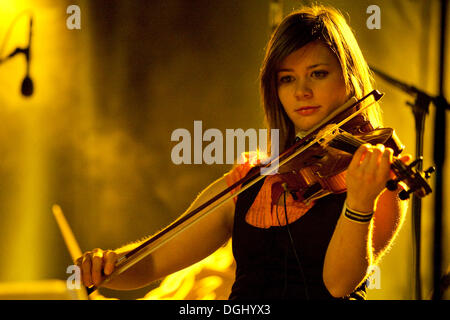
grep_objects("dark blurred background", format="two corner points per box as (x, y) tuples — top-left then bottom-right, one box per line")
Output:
(0, 0), (448, 300)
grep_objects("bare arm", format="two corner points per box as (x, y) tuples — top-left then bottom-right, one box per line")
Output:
(77, 175), (235, 290)
(323, 144), (409, 297)
(371, 185), (408, 263)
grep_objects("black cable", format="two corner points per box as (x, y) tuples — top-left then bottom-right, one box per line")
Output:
(275, 205), (289, 298)
(282, 190), (310, 300)
(0, 10), (33, 63)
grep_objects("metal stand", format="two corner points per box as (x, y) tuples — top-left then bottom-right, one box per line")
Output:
(370, 66), (433, 299)
(432, 0), (448, 301)
(408, 93), (431, 300)
(371, 0), (449, 301)
(369, 67), (449, 301)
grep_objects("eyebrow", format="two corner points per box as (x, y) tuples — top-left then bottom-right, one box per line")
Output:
(277, 63), (329, 72)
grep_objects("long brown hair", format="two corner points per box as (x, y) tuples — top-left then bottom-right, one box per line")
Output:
(260, 5), (381, 152)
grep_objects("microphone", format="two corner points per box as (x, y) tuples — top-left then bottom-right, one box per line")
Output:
(21, 16), (33, 97)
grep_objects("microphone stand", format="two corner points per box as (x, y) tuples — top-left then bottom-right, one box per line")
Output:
(432, 0), (448, 301)
(371, 15), (449, 297)
(370, 66), (430, 300)
(0, 11), (33, 96)
(0, 47), (28, 64)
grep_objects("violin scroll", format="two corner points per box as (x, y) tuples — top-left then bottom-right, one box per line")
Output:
(386, 157), (435, 200)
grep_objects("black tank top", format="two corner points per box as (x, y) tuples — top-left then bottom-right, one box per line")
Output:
(228, 171), (366, 300)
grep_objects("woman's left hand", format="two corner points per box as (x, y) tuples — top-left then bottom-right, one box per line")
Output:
(345, 144), (394, 213)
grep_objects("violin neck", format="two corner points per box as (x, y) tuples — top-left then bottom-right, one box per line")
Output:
(328, 128), (402, 154)
(327, 131), (367, 154)
(328, 130), (404, 167)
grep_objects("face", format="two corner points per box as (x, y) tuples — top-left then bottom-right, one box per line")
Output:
(277, 41), (348, 134)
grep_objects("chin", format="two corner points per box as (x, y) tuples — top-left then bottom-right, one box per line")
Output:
(295, 123), (316, 133)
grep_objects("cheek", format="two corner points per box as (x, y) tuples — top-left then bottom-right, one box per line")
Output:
(320, 78), (347, 106)
(332, 74), (348, 98)
(277, 87), (290, 111)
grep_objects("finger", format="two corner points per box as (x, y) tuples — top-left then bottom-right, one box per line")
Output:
(348, 144), (370, 171)
(81, 253), (93, 287)
(364, 144), (385, 174)
(358, 146), (375, 173)
(398, 153), (412, 164)
(104, 250), (117, 276)
(75, 256), (83, 268)
(380, 147), (394, 179)
(387, 152), (411, 180)
(91, 249), (104, 286)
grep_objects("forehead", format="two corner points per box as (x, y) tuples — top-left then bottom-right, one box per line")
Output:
(278, 41), (339, 70)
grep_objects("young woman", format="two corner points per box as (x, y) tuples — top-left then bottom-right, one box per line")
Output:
(77, 5), (409, 300)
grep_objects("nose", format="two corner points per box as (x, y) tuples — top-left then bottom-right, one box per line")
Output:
(294, 79), (312, 100)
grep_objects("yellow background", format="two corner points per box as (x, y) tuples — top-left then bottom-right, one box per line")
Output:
(0, 0), (448, 300)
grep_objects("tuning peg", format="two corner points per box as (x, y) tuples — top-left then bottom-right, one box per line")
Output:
(386, 178), (400, 191)
(424, 166), (435, 178)
(399, 188), (413, 200)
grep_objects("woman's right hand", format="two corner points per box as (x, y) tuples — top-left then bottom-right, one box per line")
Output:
(76, 248), (118, 287)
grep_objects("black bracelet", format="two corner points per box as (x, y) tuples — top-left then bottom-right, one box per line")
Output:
(343, 204), (373, 224)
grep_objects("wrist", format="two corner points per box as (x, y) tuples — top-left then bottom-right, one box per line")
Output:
(342, 200), (374, 224)
(346, 197), (375, 213)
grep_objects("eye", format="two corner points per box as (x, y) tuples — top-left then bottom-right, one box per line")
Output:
(278, 75), (295, 84)
(311, 70), (329, 79)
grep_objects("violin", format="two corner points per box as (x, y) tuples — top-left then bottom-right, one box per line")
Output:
(86, 89), (435, 295)
(276, 93), (435, 204)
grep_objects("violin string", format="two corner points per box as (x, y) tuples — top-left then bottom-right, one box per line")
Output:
(328, 132), (364, 153)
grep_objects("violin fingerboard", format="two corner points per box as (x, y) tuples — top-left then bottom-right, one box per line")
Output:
(327, 133), (365, 154)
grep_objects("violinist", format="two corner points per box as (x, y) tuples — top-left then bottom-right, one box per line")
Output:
(77, 5), (412, 300)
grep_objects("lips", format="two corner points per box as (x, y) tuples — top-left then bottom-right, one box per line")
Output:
(294, 105), (321, 116)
